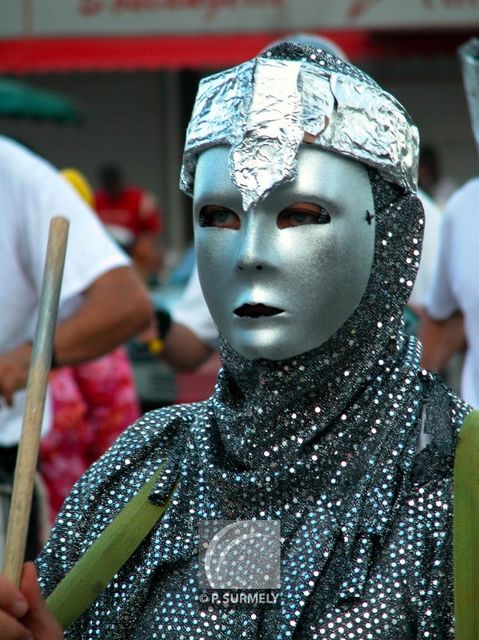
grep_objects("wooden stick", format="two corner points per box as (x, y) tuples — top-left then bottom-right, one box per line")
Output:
(2, 216), (69, 585)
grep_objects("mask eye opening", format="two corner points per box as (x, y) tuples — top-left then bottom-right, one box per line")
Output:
(276, 204), (331, 229)
(199, 205), (241, 229)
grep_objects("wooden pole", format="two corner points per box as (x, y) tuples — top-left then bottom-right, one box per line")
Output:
(2, 216), (69, 585)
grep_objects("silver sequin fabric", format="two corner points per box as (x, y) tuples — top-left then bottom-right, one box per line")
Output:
(38, 169), (469, 639)
(38, 81), (468, 639)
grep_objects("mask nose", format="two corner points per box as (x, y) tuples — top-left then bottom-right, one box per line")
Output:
(235, 214), (270, 272)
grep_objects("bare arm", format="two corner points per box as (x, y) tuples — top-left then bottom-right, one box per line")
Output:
(53, 266), (152, 365)
(419, 310), (467, 372)
(161, 323), (214, 371)
(0, 266), (153, 405)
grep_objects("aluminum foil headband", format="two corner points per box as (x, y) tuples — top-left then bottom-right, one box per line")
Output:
(459, 37), (479, 156)
(180, 44), (419, 209)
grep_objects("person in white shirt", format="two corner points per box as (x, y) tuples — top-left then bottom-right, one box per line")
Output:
(421, 179), (478, 405)
(0, 136), (152, 558)
(421, 38), (479, 405)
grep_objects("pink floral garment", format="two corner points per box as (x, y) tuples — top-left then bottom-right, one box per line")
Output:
(40, 347), (140, 520)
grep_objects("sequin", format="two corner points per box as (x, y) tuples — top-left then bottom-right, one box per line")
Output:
(37, 44), (469, 640)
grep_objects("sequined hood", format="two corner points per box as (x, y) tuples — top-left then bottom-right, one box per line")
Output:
(206, 152), (425, 452)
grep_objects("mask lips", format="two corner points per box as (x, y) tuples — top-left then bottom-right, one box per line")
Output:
(234, 303), (284, 318)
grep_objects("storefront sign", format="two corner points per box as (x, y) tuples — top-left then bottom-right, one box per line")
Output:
(1, 0), (478, 38)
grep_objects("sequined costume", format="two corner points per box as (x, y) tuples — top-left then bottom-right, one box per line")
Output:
(38, 45), (469, 640)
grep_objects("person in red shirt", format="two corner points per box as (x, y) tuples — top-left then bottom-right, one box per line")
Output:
(95, 164), (164, 280)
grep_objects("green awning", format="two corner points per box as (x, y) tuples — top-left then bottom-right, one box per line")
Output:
(0, 78), (81, 123)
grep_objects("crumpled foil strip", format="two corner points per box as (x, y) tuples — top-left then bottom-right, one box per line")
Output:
(180, 53), (419, 209)
(459, 37), (479, 157)
(230, 59), (304, 211)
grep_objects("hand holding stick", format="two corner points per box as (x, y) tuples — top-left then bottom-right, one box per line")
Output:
(2, 216), (69, 585)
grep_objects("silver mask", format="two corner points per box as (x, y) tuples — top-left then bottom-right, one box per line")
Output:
(194, 145), (375, 360)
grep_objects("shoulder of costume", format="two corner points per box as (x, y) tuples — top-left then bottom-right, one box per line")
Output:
(408, 373), (470, 489)
(71, 402), (207, 498)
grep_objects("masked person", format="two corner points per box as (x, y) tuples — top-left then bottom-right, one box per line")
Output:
(0, 42), (470, 640)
